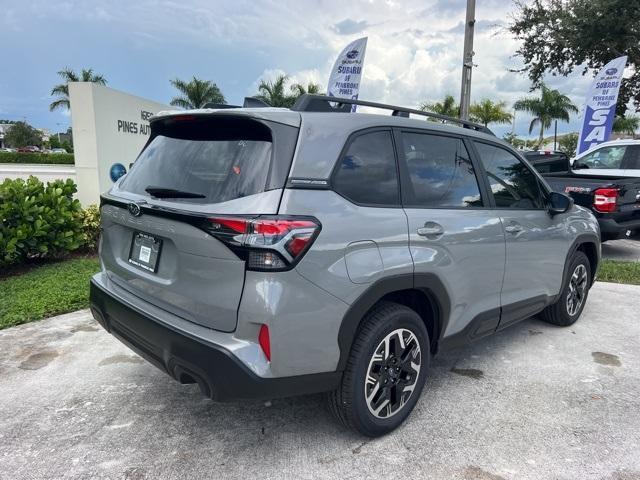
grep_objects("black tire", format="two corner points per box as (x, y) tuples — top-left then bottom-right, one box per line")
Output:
(327, 301), (430, 437)
(541, 251), (591, 327)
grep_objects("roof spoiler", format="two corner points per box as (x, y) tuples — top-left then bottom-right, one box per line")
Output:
(203, 97), (271, 109)
(291, 94), (494, 135)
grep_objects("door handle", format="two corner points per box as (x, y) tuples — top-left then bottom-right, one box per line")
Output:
(504, 223), (523, 234)
(417, 222), (444, 237)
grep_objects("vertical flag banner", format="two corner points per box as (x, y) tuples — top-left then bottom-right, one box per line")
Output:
(577, 55), (627, 155)
(327, 37), (368, 112)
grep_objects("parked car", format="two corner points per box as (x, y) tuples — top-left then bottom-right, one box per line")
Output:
(90, 95), (600, 436)
(50, 148), (68, 154)
(17, 146), (40, 153)
(571, 139), (640, 177)
(525, 149), (640, 241)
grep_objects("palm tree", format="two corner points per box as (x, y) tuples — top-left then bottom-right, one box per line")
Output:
(169, 77), (226, 109)
(514, 84), (578, 148)
(290, 82), (322, 96)
(613, 115), (639, 136)
(255, 74), (295, 108)
(50, 68), (107, 111)
(470, 99), (513, 127)
(419, 95), (459, 118)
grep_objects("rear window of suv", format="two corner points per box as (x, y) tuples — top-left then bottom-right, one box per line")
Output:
(119, 115), (296, 204)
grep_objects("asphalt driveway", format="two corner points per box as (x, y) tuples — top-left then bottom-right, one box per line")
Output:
(1, 282), (639, 480)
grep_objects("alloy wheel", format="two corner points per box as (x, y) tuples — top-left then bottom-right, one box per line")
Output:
(364, 328), (422, 419)
(566, 264), (588, 316)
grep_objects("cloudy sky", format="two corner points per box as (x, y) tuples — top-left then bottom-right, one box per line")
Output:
(1, 0), (597, 138)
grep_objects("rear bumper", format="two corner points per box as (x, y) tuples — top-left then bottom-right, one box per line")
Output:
(597, 216), (640, 237)
(89, 279), (341, 401)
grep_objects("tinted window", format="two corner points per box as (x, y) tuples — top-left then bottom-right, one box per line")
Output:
(401, 133), (482, 207)
(575, 145), (627, 169)
(119, 117), (276, 204)
(625, 145), (640, 169)
(474, 142), (545, 209)
(333, 131), (399, 206)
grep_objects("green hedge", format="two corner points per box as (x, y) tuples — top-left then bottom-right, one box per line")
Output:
(0, 176), (89, 266)
(0, 151), (74, 165)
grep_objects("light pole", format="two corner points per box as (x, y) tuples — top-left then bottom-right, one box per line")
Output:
(459, 0), (476, 121)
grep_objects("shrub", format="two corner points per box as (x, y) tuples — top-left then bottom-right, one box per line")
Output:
(0, 176), (85, 266)
(81, 204), (101, 251)
(0, 152), (75, 165)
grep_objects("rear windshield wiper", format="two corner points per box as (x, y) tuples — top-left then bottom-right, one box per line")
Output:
(145, 186), (206, 199)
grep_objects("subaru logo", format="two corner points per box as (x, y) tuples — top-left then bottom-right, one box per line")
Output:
(127, 202), (142, 217)
(605, 67), (618, 75)
(346, 49), (359, 59)
(110, 163), (127, 182)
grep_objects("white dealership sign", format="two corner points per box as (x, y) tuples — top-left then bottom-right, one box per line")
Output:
(327, 37), (368, 112)
(68, 82), (171, 205)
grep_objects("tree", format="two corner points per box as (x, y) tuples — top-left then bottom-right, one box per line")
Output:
(50, 68), (107, 111)
(3, 122), (42, 148)
(419, 95), (459, 117)
(503, 132), (527, 149)
(290, 82), (322, 96)
(169, 77), (226, 109)
(558, 133), (579, 158)
(513, 83), (578, 148)
(613, 116), (640, 136)
(508, 0), (640, 114)
(255, 75), (296, 108)
(470, 99), (513, 127)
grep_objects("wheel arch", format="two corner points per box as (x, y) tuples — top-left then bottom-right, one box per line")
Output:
(336, 274), (451, 371)
(564, 234), (600, 288)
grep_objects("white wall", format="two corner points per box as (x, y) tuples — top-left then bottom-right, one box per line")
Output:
(0, 164), (76, 183)
(69, 83), (171, 205)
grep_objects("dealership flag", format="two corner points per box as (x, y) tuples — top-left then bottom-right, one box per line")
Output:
(327, 37), (368, 112)
(577, 56), (627, 154)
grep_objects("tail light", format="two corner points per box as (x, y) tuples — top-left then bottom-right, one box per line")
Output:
(593, 188), (618, 213)
(203, 216), (321, 271)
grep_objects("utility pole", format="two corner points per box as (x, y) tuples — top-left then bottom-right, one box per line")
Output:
(459, 0), (476, 121)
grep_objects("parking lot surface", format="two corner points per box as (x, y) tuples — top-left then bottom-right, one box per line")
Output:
(602, 236), (640, 262)
(1, 281), (639, 480)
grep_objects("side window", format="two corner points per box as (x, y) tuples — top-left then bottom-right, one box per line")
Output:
(624, 145), (640, 170)
(401, 132), (482, 207)
(333, 130), (399, 206)
(474, 142), (545, 209)
(575, 145), (627, 169)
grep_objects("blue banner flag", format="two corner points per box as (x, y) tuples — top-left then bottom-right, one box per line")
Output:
(327, 37), (368, 112)
(577, 56), (627, 155)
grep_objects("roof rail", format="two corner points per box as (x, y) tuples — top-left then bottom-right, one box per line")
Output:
(291, 94), (494, 135)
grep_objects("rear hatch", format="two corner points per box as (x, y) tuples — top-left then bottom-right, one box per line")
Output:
(100, 112), (300, 332)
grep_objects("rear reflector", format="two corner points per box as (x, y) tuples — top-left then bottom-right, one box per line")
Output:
(258, 324), (271, 361)
(203, 216), (321, 271)
(593, 188), (618, 213)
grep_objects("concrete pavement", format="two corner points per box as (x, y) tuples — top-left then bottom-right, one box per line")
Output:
(0, 282), (639, 480)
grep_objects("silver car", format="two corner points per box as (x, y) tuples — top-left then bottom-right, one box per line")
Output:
(90, 95), (600, 436)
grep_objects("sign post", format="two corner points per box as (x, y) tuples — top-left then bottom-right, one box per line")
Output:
(577, 56), (627, 155)
(327, 37), (368, 112)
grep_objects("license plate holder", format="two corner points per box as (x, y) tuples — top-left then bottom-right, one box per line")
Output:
(128, 232), (162, 273)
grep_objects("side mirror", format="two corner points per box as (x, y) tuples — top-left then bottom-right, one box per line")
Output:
(548, 191), (573, 215)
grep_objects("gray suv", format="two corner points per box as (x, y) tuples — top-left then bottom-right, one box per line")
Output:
(90, 95), (600, 436)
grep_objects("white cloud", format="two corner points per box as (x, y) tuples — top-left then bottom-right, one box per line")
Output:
(3, 0), (606, 136)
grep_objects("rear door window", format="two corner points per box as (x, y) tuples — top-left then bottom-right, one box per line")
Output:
(332, 130), (400, 206)
(119, 116), (296, 204)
